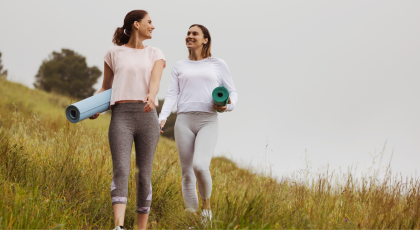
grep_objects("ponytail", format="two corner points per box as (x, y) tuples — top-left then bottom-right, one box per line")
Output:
(113, 27), (130, 46)
(112, 10), (148, 46)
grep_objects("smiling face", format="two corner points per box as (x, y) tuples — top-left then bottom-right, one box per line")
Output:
(133, 14), (154, 39)
(186, 26), (208, 50)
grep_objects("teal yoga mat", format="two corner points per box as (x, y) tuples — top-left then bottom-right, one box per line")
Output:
(65, 89), (112, 123)
(212, 86), (229, 112)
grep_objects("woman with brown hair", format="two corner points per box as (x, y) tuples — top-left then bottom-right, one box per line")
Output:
(90, 10), (165, 230)
(159, 24), (238, 226)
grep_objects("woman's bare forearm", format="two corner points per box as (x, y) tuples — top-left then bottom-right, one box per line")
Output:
(148, 60), (164, 96)
(148, 78), (160, 97)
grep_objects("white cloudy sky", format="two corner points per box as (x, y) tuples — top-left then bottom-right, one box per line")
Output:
(1, 1), (419, 179)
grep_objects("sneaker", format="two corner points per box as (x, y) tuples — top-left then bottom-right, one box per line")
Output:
(113, 226), (124, 230)
(201, 209), (212, 227)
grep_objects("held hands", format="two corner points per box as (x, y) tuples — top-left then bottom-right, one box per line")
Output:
(144, 94), (158, 113)
(160, 120), (165, 133)
(213, 97), (231, 112)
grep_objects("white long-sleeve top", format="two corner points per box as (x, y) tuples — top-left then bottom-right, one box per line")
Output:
(158, 57), (238, 123)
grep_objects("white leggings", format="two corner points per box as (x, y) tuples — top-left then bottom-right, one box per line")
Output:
(174, 112), (218, 212)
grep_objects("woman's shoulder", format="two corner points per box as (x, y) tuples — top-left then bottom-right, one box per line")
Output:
(208, 57), (229, 69)
(173, 58), (228, 68)
(105, 45), (125, 53)
(172, 59), (190, 67)
(146, 46), (163, 53)
(208, 57), (228, 66)
(209, 57), (225, 63)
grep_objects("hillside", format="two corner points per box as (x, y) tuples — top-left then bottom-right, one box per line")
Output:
(0, 77), (419, 229)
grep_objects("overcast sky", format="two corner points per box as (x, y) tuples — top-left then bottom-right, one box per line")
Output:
(1, 0), (419, 179)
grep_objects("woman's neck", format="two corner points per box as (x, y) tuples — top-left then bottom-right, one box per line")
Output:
(125, 33), (146, 49)
(189, 48), (204, 61)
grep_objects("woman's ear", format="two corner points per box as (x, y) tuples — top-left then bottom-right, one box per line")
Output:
(133, 21), (139, 30)
(203, 38), (208, 44)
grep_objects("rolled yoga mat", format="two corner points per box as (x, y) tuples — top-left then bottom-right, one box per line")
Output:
(65, 89), (112, 123)
(212, 86), (229, 112)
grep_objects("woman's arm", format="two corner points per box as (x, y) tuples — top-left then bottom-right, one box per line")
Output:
(158, 67), (180, 131)
(213, 60), (238, 112)
(144, 59), (165, 113)
(89, 62), (114, 119)
(100, 61), (114, 92)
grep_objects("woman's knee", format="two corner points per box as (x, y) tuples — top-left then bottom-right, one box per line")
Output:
(136, 172), (151, 187)
(192, 163), (210, 178)
(113, 169), (130, 183)
(181, 170), (196, 183)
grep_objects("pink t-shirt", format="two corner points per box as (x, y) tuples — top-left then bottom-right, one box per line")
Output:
(104, 45), (166, 106)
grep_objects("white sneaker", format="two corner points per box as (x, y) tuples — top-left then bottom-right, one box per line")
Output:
(201, 209), (212, 227)
(113, 226), (124, 230)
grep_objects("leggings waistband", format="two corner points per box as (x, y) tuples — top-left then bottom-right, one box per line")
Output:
(111, 102), (151, 112)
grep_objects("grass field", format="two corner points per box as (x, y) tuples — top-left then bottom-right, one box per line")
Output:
(1, 77), (419, 229)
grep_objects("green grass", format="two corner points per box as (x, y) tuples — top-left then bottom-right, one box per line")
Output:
(0, 77), (419, 229)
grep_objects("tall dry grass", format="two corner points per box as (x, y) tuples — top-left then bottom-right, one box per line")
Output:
(1, 78), (419, 229)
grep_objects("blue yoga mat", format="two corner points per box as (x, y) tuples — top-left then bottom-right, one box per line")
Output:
(212, 86), (229, 113)
(65, 89), (112, 123)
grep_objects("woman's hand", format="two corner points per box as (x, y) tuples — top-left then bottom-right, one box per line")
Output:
(213, 97), (231, 112)
(160, 120), (166, 133)
(89, 113), (100, 120)
(144, 94), (156, 113)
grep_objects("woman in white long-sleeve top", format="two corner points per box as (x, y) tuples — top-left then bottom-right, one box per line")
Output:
(158, 24), (238, 225)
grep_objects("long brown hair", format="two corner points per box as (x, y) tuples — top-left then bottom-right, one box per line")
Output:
(188, 24), (212, 59)
(113, 10), (148, 46)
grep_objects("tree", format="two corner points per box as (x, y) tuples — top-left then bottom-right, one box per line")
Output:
(34, 49), (101, 99)
(0, 52), (7, 78)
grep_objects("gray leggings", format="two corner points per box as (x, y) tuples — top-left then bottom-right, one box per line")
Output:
(175, 112), (218, 212)
(108, 102), (160, 214)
